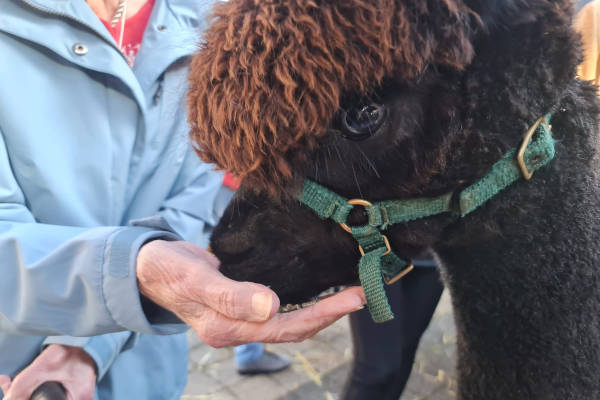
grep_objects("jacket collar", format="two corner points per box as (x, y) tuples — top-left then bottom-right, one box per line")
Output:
(133, 0), (216, 91)
(17, 0), (210, 27)
(11, 0), (209, 51)
(2, 0), (215, 105)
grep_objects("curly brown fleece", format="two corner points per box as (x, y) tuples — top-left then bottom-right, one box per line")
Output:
(187, 0), (475, 194)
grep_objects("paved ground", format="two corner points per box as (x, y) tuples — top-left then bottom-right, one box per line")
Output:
(182, 291), (457, 400)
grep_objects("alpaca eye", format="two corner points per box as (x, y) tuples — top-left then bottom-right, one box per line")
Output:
(339, 103), (387, 141)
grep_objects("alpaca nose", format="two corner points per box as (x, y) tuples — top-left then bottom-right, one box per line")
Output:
(340, 103), (387, 140)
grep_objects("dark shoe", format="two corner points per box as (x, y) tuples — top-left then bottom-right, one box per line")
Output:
(236, 351), (291, 375)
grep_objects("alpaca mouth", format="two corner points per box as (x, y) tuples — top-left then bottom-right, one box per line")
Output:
(278, 286), (347, 313)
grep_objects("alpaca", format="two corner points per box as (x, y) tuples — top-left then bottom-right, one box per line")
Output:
(188, 0), (600, 399)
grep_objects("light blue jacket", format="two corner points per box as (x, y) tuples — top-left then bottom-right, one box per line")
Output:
(0, 0), (226, 398)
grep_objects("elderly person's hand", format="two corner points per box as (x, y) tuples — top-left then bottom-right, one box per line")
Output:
(0, 345), (95, 400)
(137, 240), (366, 347)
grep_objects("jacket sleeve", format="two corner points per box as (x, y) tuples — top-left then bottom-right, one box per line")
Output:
(41, 149), (232, 375)
(0, 130), (185, 338)
(42, 332), (135, 381)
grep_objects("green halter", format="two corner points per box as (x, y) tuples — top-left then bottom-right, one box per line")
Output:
(298, 115), (555, 323)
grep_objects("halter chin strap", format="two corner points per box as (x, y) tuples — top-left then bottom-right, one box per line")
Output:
(298, 115), (555, 323)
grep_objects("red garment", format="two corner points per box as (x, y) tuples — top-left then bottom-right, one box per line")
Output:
(223, 173), (241, 190)
(100, 0), (155, 67)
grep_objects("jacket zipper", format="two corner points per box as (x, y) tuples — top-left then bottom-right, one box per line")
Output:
(19, 0), (128, 63)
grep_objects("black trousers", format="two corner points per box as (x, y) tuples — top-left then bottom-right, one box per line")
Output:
(341, 266), (444, 400)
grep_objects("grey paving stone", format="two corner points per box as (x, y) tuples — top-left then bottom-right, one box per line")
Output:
(278, 364), (348, 400)
(184, 370), (225, 396)
(229, 375), (288, 400)
(269, 362), (319, 392)
(324, 332), (353, 356)
(207, 358), (246, 387)
(181, 389), (238, 400)
(188, 345), (233, 370)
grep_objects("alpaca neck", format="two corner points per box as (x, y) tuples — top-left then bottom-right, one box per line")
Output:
(434, 85), (600, 399)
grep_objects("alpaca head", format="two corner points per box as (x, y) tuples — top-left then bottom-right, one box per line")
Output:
(188, 0), (577, 305)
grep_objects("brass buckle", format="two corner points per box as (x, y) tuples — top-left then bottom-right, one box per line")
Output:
(357, 234), (392, 257)
(517, 117), (549, 180)
(340, 199), (373, 234)
(384, 264), (415, 285)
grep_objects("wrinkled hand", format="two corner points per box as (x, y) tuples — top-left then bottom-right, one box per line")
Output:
(0, 344), (96, 400)
(137, 240), (366, 347)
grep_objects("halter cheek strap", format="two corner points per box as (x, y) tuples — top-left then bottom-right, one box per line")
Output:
(298, 115), (555, 323)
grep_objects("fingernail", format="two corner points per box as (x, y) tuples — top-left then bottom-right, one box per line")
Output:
(251, 292), (273, 320)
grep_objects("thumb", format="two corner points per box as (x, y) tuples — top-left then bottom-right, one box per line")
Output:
(0, 375), (11, 396)
(197, 270), (280, 322)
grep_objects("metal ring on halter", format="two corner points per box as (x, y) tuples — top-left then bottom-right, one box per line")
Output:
(339, 199), (373, 234)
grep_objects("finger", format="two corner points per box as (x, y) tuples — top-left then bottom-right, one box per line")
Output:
(195, 268), (280, 322)
(0, 375), (11, 396)
(193, 286), (365, 347)
(4, 372), (41, 400)
(257, 286), (366, 342)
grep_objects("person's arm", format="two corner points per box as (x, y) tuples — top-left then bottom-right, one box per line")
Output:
(0, 129), (183, 337)
(1, 121), (368, 397)
(39, 148), (226, 382)
(0, 334), (131, 400)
